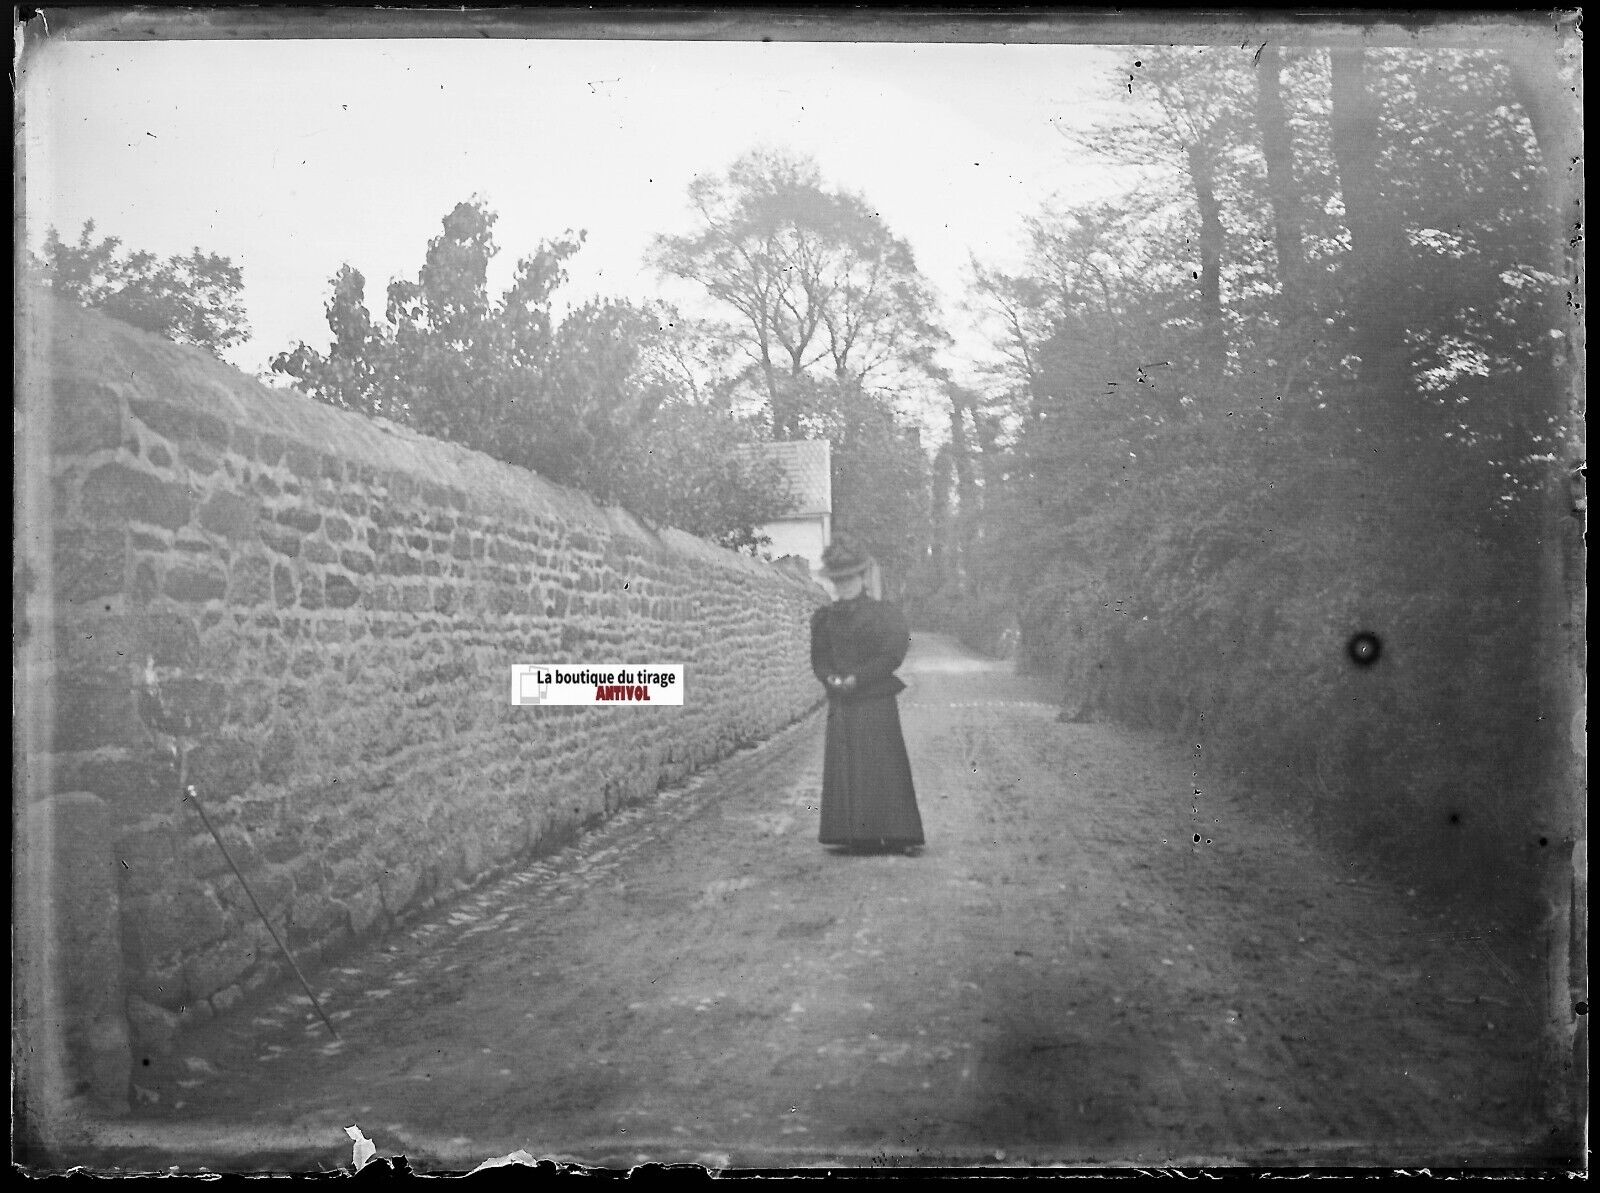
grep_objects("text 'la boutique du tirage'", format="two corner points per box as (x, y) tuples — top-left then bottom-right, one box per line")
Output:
(508, 664), (685, 706)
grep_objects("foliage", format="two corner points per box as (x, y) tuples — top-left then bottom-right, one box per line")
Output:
(939, 43), (1575, 906)
(29, 219), (250, 357)
(272, 199), (792, 549)
(652, 151), (944, 585)
(651, 149), (948, 438)
(605, 400), (795, 553)
(813, 382), (932, 594)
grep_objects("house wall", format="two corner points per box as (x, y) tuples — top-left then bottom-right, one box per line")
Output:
(762, 516), (829, 580)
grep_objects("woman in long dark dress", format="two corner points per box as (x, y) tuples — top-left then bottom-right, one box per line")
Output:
(811, 540), (924, 854)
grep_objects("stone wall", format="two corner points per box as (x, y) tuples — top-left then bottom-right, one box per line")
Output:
(16, 294), (827, 1108)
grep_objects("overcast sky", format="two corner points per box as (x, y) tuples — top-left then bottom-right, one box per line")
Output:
(21, 32), (1138, 386)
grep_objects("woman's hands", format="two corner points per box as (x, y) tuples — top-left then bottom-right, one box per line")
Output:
(825, 674), (858, 694)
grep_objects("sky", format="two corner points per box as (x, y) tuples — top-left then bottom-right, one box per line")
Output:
(20, 30), (1140, 392)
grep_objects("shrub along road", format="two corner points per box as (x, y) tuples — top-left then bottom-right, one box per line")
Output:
(98, 634), (1567, 1171)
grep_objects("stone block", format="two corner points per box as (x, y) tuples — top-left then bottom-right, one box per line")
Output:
(163, 561), (227, 604)
(179, 442), (223, 477)
(207, 983), (245, 1015)
(52, 379), (125, 453)
(345, 887), (385, 937)
(113, 821), (184, 888)
(378, 863), (422, 916)
(66, 747), (176, 815)
(273, 564), (296, 607)
(259, 521), (300, 556)
(324, 574), (361, 609)
(382, 552), (422, 577)
(388, 472), (418, 503)
(257, 724), (298, 786)
(183, 936), (263, 1000)
(283, 444), (323, 480)
(302, 538), (338, 566)
(54, 527), (126, 603)
(257, 433), (286, 466)
(323, 515), (352, 543)
(174, 529), (213, 555)
(275, 506), (323, 534)
(81, 462), (192, 530)
(129, 398), (229, 449)
(227, 555), (273, 607)
(298, 573), (324, 610)
(198, 491), (257, 540)
(258, 816), (304, 865)
(215, 865), (294, 921)
(187, 737), (260, 799)
(122, 886), (230, 964)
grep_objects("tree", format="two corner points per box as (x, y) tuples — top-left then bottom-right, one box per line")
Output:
(799, 377), (932, 594)
(651, 149), (947, 438)
(1068, 47), (1260, 376)
(952, 38), (1573, 925)
(272, 200), (605, 484)
(605, 398), (795, 552)
(1328, 48), (1414, 409)
(29, 219), (249, 357)
(272, 199), (793, 544)
(274, 200), (592, 470)
(1253, 43), (1305, 317)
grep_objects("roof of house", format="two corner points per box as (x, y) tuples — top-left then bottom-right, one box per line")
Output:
(737, 439), (831, 518)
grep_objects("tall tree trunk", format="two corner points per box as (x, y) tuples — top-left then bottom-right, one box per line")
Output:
(929, 444), (952, 590)
(1186, 142), (1227, 375)
(946, 387), (980, 595)
(1254, 43), (1304, 318)
(1328, 48), (1413, 414)
(756, 330), (785, 439)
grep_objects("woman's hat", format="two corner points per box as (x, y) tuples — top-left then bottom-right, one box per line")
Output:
(820, 538), (871, 579)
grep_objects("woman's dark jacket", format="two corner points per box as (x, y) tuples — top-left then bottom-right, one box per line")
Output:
(810, 595), (911, 701)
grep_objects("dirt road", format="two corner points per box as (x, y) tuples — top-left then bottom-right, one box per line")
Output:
(85, 633), (1564, 1170)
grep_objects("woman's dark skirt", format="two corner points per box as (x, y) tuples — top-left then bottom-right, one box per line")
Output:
(819, 694), (924, 849)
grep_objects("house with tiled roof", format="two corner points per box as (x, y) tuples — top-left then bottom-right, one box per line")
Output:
(738, 439), (834, 584)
